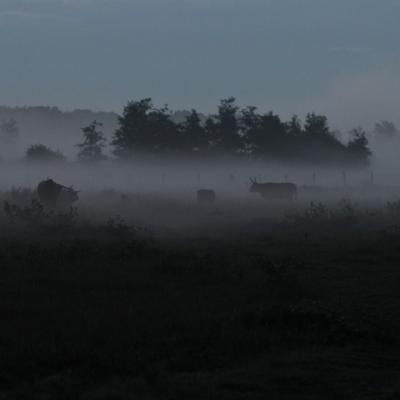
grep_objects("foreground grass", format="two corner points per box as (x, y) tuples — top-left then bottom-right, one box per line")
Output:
(0, 218), (400, 400)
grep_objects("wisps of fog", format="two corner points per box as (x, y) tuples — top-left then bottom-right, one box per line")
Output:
(1, 103), (400, 189)
(2, 158), (400, 239)
(0, 159), (376, 192)
(0, 107), (118, 160)
(289, 64), (400, 133)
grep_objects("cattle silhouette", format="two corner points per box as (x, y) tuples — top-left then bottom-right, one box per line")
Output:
(249, 178), (297, 200)
(197, 189), (216, 204)
(37, 179), (79, 208)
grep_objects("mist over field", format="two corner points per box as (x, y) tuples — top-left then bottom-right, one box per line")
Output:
(0, 99), (399, 241)
(0, 103), (399, 187)
(2, 1), (400, 399)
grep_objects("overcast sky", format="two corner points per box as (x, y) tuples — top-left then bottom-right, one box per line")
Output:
(0, 0), (399, 129)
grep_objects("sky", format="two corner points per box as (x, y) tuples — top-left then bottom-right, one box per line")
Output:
(0, 0), (399, 130)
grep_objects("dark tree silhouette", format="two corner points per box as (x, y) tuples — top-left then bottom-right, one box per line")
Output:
(180, 110), (208, 154)
(109, 98), (372, 165)
(204, 117), (217, 149)
(207, 98), (242, 154)
(304, 113), (331, 139)
(347, 127), (371, 164)
(241, 108), (287, 158)
(286, 115), (302, 137)
(77, 121), (107, 163)
(284, 115), (304, 158)
(112, 99), (153, 158)
(374, 120), (398, 140)
(1, 118), (19, 143)
(258, 112), (287, 157)
(241, 106), (261, 155)
(303, 113), (347, 162)
(25, 144), (65, 162)
(147, 104), (181, 153)
(112, 99), (180, 158)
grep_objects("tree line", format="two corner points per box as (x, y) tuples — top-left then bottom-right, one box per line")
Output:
(24, 98), (372, 165)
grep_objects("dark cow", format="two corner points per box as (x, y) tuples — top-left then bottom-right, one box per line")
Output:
(37, 179), (79, 208)
(197, 189), (216, 204)
(249, 178), (297, 200)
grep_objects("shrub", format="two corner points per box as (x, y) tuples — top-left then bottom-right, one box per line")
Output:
(25, 144), (65, 162)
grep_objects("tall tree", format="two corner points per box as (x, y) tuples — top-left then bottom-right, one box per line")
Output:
(112, 99), (180, 157)
(180, 110), (208, 154)
(147, 104), (181, 153)
(25, 144), (65, 163)
(108, 97), (373, 165)
(209, 98), (242, 154)
(240, 106), (261, 155)
(286, 115), (302, 137)
(284, 115), (304, 158)
(347, 127), (371, 164)
(1, 118), (19, 143)
(243, 110), (287, 158)
(112, 99), (153, 158)
(258, 112), (287, 156)
(304, 113), (331, 139)
(77, 120), (107, 162)
(374, 120), (398, 140)
(303, 113), (346, 161)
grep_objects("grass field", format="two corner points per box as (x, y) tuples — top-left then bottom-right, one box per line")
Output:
(1, 190), (400, 399)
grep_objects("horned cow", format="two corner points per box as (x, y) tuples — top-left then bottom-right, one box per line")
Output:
(249, 178), (297, 200)
(37, 179), (79, 208)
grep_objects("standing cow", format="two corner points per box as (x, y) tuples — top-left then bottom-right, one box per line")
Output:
(197, 189), (216, 204)
(249, 178), (297, 200)
(37, 179), (79, 208)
